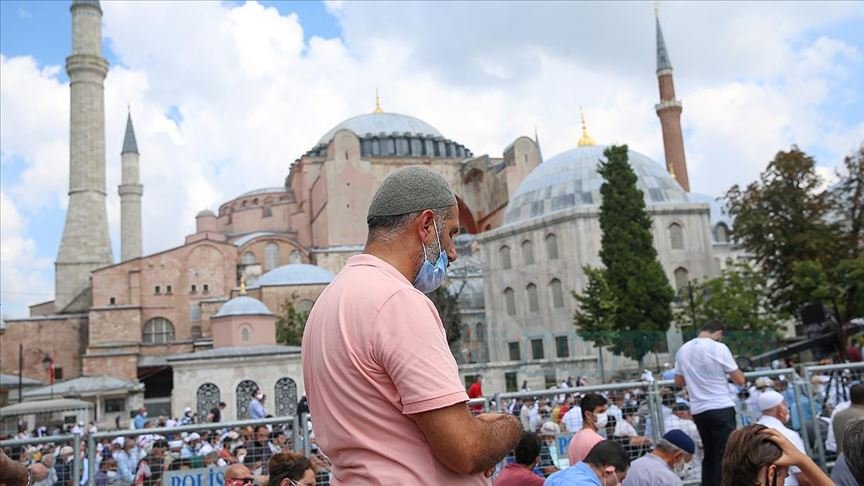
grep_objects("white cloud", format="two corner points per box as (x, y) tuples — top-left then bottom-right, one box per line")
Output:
(1, 1), (863, 317)
(0, 193), (54, 317)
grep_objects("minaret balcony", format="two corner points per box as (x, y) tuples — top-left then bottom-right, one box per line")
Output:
(655, 100), (682, 111)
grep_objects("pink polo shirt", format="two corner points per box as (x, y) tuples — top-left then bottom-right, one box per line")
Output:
(302, 254), (486, 485)
(568, 428), (604, 465)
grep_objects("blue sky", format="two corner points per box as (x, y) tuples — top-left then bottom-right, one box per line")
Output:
(1, 1), (862, 317)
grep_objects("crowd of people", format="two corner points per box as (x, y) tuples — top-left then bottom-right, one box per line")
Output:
(0, 387), (329, 486)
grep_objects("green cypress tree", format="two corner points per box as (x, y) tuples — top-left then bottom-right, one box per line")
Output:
(597, 145), (675, 365)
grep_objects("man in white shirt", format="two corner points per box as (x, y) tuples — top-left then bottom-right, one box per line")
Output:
(674, 320), (745, 486)
(562, 402), (582, 433)
(756, 390), (809, 486)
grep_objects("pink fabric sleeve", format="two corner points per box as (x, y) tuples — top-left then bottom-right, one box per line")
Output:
(372, 288), (469, 415)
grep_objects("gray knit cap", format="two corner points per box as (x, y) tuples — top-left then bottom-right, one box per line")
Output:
(367, 166), (457, 221)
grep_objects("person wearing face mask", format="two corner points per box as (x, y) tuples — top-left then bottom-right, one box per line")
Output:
(568, 393), (609, 465)
(755, 391), (810, 486)
(546, 440), (630, 486)
(664, 402), (701, 481)
(301, 166), (522, 485)
(621, 430), (694, 486)
(249, 392), (266, 420)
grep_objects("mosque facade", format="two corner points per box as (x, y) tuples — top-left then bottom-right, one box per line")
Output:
(0, 1), (738, 425)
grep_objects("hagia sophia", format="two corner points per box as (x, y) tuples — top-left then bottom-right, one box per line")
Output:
(0, 0), (739, 428)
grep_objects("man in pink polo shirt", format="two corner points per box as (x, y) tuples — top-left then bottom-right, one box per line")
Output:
(568, 393), (609, 465)
(302, 166), (522, 485)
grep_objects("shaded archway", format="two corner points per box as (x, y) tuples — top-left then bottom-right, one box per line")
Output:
(455, 196), (479, 235)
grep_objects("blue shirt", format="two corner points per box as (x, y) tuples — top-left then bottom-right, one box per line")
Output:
(249, 398), (266, 419)
(133, 413), (147, 429)
(545, 462), (601, 486)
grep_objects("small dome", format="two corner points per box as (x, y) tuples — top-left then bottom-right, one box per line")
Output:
(317, 112), (443, 146)
(196, 209), (216, 218)
(257, 264), (334, 287)
(503, 145), (688, 225)
(214, 296), (273, 318)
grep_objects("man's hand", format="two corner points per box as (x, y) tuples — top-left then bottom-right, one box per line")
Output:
(411, 405), (522, 476)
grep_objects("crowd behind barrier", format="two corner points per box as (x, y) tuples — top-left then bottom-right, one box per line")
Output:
(3, 360), (861, 485)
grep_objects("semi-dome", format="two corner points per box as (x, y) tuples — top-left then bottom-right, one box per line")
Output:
(196, 209), (216, 218)
(503, 145), (688, 225)
(214, 296), (272, 318)
(306, 112), (472, 159)
(256, 264), (334, 287)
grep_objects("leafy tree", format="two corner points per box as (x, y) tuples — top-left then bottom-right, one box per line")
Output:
(674, 261), (782, 356)
(828, 145), (864, 320)
(275, 293), (310, 346)
(724, 147), (840, 313)
(597, 145), (675, 364)
(572, 266), (617, 380)
(428, 282), (464, 345)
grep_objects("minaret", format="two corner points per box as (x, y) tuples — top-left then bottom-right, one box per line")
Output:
(654, 8), (691, 192)
(119, 110), (143, 261)
(55, 0), (113, 311)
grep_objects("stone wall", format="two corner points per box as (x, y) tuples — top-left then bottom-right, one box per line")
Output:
(0, 315), (88, 381)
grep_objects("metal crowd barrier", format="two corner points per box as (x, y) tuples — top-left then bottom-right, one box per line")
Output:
(803, 361), (864, 469)
(0, 433), (82, 485)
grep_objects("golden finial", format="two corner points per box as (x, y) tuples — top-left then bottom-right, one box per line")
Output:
(239, 276), (247, 295)
(373, 89), (383, 113)
(654, 1), (659, 17)
(668, 163), (676, 178)
(577, 107), (596, 147)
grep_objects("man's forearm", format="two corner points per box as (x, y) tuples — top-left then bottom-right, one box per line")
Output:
(470, 413), (522, 474)
(0, 452), (29, 486)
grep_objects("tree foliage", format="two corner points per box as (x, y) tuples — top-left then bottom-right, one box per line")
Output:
(275, 293), (310, 346)
(674, 261), (782, 356)
(572, 266), (618, 348)
(596, 145), (675, 364)
(725, 145), (864, 321)
(428, 282), (464, 345)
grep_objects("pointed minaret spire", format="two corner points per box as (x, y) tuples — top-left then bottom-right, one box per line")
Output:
(534, 124), (543, 162)
(654, 5), (691, 191)
(122, 108), (139, 155)
(119, 109), (143, 261)
(373, 89), (383, 113)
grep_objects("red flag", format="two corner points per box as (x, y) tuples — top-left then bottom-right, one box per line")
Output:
(49, 360), (55, 385)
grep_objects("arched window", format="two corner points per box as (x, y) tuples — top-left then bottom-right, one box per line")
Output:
(196, 383), (220, 418)
(545, 234), (559, 260)
(265, 243), (279, 271)
(143, 317), (175, 344)
(236, 380), (259, 420)
(549, 278), (564, 308)
(475, 322), (485, 343)
(289, 249), (302, 264)
(241, 251), (256, 265)
(274, 377), (298, 417)
(504, 288), (516, 316)
(240, 327), (251, 342)
(715, 223), (729, 244)
(500, 246), (512, 270)
(668, 223), (685, 250)
(522, 240), (535, 265)
(462, 324), (472, 343)
(674, 267), (690, 293)
(526, 283), (539, 312)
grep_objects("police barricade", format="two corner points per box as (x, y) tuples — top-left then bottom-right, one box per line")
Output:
(467, 397), (489, 417)
(75, 416), (297, 486)
(0, 433), (82, 486)
(489, 381), (660, 481)
(803, 361), (864, 470)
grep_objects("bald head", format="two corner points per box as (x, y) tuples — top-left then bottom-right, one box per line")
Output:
(224, 463), (253, 481)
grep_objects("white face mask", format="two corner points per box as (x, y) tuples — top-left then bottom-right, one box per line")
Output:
(595, 412), (609, 429)
(673, 458), (689, 478)
(631, 416), (641, 426)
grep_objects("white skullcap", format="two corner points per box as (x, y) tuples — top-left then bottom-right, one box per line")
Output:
(758, 390), (785, 411)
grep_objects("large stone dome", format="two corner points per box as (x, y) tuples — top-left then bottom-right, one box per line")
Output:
(306, 112), (472, 159)
(317, 112), (443, 145)
(503, 145), (687, 225)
